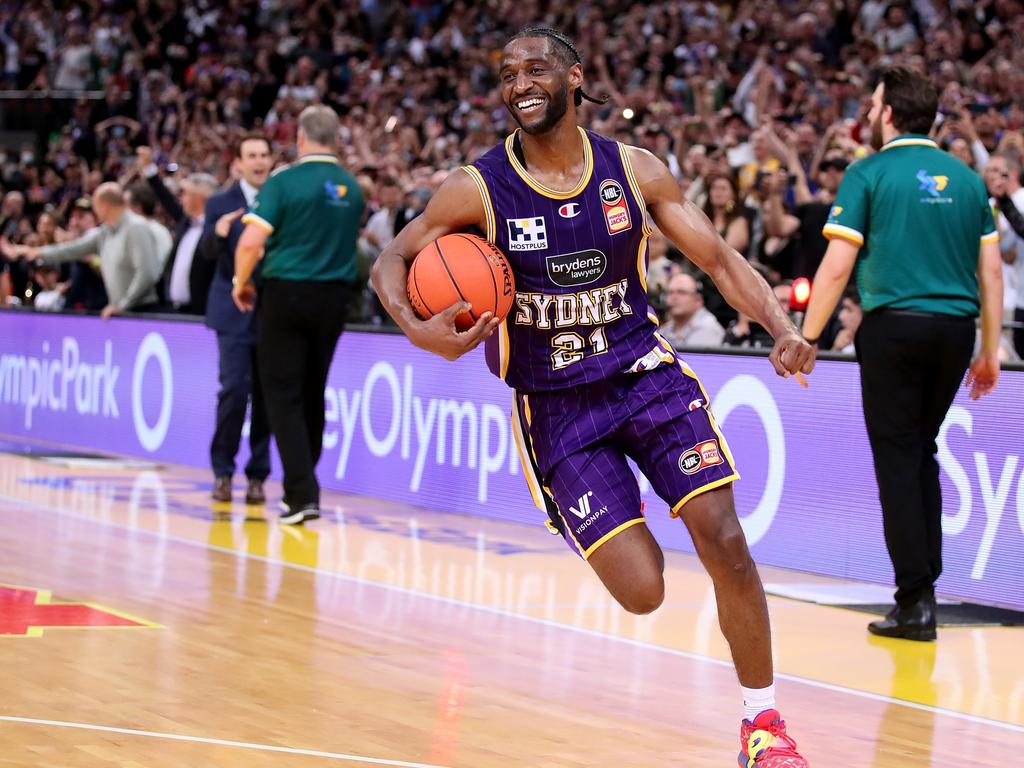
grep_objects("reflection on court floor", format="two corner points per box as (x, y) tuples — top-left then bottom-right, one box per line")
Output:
(0, 439), (1020, 767)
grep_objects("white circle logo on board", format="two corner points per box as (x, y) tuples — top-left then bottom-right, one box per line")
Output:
(712, 375), (785, 546)
(131, 333), (173, 452)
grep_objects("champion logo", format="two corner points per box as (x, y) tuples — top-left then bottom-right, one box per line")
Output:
(569, 491), (594, 519)
(558, 203), (581, 219)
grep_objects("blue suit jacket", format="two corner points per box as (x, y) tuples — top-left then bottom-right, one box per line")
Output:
(199, 184), (257, 340)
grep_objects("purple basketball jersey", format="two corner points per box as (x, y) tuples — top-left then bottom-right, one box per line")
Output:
(466, 129), (671, 393)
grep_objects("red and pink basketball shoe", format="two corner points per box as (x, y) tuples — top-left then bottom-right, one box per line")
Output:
(738, 709), (809, 768)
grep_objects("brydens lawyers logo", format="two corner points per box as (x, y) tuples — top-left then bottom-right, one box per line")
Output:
(599, 179), (631, 235)
(507, 216), (547, 251)
(558, 202), (581, 219)
(679, 439), (724, 475)
(545, 249), (607, 287)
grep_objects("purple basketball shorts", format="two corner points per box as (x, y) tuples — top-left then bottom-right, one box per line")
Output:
(512, 360), (739, 559)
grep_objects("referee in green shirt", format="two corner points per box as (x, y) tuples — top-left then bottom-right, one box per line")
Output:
(233, 105), (365, 525)
(803, 67), (1003, 641)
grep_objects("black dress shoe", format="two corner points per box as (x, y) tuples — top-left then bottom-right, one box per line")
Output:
(868, 597), (937, 641)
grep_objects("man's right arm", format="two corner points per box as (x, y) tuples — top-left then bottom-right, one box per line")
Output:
(967, 238), (1003, 399)
(40, 229), (102, 263)
(370, 169), (499, 360)
(198, 195), (229, 263)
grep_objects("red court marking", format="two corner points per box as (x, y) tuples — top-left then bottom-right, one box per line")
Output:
(0, 584), (157, 637)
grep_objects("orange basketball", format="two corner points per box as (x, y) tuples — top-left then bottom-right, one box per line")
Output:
(407, 233), (515, 331)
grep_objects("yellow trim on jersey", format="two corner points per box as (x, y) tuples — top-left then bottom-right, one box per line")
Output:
(654, 332), (674, 355)
(514, 394), (569, 543)
(635, 230), (650, 292)
(670, 474), (740, 518)
(822, 223), (864, 246)
(583, 518), (647, 560)
(647, 309), (661, 327)
(504, 127), (594, 200)
(618, 144), (654, 236)
(706, 406), (738, 470)
(297, 153), (341, 164)
(558, 506), (588, 558)
(461, 166), (496, 242)
(981, 231), (1000, 245)
(677, 359), (709, 400)
(498, 319), (510, 379)
(675, 359), (740, 474)
(511, 398), (544, 510)
(242, 212), (274, 233)
(882, 138), (938, 151)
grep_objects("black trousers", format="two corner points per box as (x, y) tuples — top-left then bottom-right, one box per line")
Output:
(856, 310), (974, 607)
(209, 332), (271, 480)
(257, 279), (349, 508)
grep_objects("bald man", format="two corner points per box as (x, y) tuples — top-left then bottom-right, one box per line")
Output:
(3, 183), (162, 319)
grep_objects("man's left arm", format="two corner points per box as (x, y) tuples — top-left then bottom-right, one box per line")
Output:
(802, 160), (869, 342)
(232, 223), (268, 311)
(801, 238), (860, 342)
(233, 176), (281, 311)
(629, 147), (814, 378)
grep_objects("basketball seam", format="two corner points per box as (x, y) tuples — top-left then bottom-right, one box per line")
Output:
(457, 233), (499, 319)
(435, 240), (478, 322)
(410, 258), (438, 318)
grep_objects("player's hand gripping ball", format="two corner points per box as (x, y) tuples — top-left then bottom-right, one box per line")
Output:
(407, 233), (515, 331)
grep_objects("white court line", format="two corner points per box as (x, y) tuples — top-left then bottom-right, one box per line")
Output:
(0, 715), (449, 767)
(2, 491), (1023, 736)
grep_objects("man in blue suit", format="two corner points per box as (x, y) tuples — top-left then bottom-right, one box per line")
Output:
(198, 133), (274, 505)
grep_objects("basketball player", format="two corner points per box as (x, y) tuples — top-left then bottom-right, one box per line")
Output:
(371, 28), (815, 767)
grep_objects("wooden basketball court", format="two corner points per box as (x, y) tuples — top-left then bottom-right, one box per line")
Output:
(0, 438), (1020, 767)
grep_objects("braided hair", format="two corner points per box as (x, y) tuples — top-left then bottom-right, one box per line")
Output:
(506, 27), (609, 107)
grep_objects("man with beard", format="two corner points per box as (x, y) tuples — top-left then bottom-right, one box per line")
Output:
(803, 67), (1003, 641)
(371, 27), (815, 768)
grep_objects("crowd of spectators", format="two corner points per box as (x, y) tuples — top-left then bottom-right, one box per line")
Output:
(1, 0), (1023, 357)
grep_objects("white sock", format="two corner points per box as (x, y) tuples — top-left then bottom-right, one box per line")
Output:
(741, 683), (776, 721)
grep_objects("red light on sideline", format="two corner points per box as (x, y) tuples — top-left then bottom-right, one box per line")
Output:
(790, 277), (811, 311)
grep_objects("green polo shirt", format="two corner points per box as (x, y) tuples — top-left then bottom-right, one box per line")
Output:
(823, 134), (998, 316)
(242, 153), (365, 282)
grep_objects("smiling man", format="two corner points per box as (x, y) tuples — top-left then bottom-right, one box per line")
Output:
(371, 28), (814, 767)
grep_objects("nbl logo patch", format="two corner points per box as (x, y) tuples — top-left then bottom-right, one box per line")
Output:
(598, 179), (631, 235)
(679, 440), (724, 475)
(506, 216), (548, 251)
